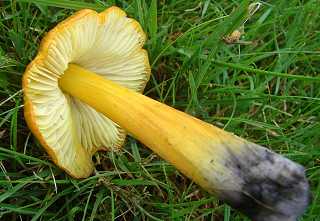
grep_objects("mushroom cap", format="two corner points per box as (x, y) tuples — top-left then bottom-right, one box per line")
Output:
(23, 7), (150, 178)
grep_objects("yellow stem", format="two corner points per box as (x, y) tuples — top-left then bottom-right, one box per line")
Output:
(58, 64), (310, 221)
(59, 64), (243, 191)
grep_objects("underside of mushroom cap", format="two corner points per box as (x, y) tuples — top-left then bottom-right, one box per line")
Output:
(23, 7), (151, 178)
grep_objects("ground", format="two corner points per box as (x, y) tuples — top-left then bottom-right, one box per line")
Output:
(0, 0), (319, 220)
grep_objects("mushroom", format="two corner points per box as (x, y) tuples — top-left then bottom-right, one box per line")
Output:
(23, 6), (310, 221)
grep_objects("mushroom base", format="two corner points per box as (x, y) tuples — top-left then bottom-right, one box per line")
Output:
(213, 142), (311, 221)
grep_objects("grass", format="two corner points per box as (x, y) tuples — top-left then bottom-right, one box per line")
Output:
(0, 0), (320, 220)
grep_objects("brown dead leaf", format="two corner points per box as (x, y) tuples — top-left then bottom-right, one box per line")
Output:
(0, 130), (5, 139)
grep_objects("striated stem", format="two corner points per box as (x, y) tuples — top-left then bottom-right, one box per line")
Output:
(59, 64), (310, 221)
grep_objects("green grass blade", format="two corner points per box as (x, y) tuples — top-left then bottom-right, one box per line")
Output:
(18, 0), (106, 11)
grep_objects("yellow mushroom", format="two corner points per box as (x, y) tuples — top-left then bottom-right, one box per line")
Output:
(23, 6), (310, 221)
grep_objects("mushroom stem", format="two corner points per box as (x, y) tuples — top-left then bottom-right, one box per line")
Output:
(59, 64), (310, 221)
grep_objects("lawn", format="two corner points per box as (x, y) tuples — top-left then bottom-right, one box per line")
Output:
(0, 0), (319, 220)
